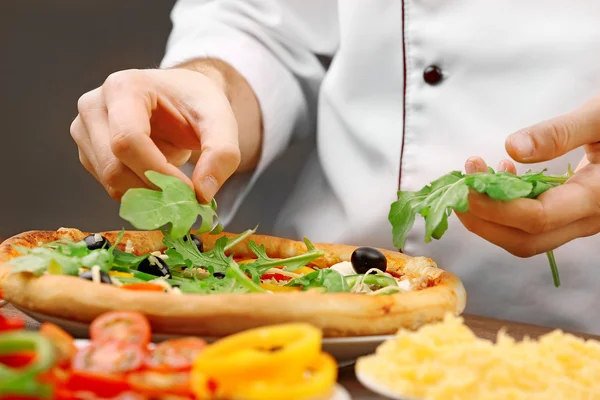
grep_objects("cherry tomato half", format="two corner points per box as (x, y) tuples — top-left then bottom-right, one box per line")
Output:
(0, 314), (25, 332)
(145, 337), (206, 372)
(72, 341), (145, 375)
(39, 322), (76, 366)
(66, 371), (131, 398)
(127, 370), (192, 396)
(90, 311), (151, 347)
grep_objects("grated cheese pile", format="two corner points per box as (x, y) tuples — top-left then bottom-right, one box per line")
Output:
(356, 314), (600, 400)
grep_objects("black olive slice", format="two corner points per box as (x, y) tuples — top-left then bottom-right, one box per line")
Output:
(184, 234), (204, 253)
(83, 234), (110, 250)
(350, 247), (387, 275)
(79, 269), (112, 284)
(213, 272), (226, 279)
(138, 256), (171, 278)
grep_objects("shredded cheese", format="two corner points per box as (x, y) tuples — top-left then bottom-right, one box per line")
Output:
(93, 233), (103, 243)
(356, 314), (600, 400)
(263, 268), (301, 279)
(150, 251), (162, 257)
(91, 265), (101, 284)
(150, 277), (172, 293)
(125, 240), (135, 254)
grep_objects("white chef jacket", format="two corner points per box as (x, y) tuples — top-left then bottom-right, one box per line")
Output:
(162, 0), (600, 334)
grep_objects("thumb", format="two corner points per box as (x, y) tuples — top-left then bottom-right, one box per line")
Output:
(505, 99), (600, 163)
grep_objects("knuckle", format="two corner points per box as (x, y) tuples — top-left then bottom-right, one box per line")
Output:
(69, 118), (81, 140)
(508, 242), (537, 258)
(110, 131), (134, 157)
(101, 161), (127, 189)
(216, 143), (242, 168)
(103, 69), (142, 93)
(545, 118), (576, 156)
(77, 91), (99, 115)
(526, 204), (549, 234)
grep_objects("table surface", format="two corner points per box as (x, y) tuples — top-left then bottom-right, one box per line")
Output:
(3, 303), (598, 399)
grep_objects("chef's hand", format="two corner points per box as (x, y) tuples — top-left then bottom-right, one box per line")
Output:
(70, 61), (261, 202)
(456, 99), (600, 257)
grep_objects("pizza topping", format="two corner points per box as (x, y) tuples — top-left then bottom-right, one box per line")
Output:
(83, 234), (110, 250)
(120, 283), (165, 292)
(183, 234), (204, 252)
(89, 311), (151, 347)
(329, 261), (356, 276)
(137, 256), (171, 278)
(79, 269), (111, 284)
(124, 240), (135, 254)
(119, 171), (222, 239)
(351, 247), (387, 275)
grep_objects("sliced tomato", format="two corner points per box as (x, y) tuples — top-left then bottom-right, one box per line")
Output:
(54, 389), (148, 400)
(0, 314), (25, 332)
(120, 283), (165, 292)
(72, 341), (145, 375)
(66, 371), (131, 398)
(0, 351), (36, 368)
(145, 337), (206, 371)
(260, 273), (291, 282)
(90, 311), (151, 347)
(127, 370), (192, 396)
(39, 322), (76, 365)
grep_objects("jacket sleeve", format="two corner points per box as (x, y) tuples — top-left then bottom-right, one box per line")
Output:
(160, 0), (339, 224)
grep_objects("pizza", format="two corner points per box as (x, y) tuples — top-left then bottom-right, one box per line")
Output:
(0, 227), (465, 338)
(0, 171), (466, 338)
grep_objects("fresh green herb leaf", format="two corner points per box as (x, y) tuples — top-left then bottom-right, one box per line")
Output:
(112, 250), (148, 269)
(119, 171), (222, 239)
(289, 269), (349, 293)
(389, 167), (572, 288)
(241, 238), (325, 281)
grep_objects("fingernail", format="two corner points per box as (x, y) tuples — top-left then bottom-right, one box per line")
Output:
(508, 132), (534, 159)
(465, 160), (476, 174)
(199, 175), (219, 201)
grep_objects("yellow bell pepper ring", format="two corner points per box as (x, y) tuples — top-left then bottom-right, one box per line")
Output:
(192, 323), (322, 378)
(191, 352), (337, 400)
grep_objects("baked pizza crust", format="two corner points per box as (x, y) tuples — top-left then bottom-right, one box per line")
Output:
(0, 229), (466, 337)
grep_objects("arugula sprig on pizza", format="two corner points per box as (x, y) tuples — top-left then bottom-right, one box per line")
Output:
(388, 166), (573, 288)
(5, 171), (414, 296)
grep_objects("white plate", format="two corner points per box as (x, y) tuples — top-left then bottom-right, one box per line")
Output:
(16, 305), (392, 367)
(356, 369), (417, 400)
(72, 339), (351, 400)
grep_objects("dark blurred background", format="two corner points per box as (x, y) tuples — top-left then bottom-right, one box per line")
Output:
(0, 0), (178, 239)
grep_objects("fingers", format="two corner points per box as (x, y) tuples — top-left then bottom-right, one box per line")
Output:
(103, 70), (193, 189)
(73, 87), (147, 200)
(505, 99), (600, 163)
(464, 157), (516, 174)
(465, 157), (487, 174)
(457, 211), (600, 257)
(191, 97), (241, 203)
(466, 180), (598, 234)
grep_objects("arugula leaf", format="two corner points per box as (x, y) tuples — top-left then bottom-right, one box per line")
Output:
(163, 235), (231, 273)
(119, 171), (222, 239)
(244, 238), (325, 276)
(389, 167), (572, 287)
(112, 250), (148, 269)
(8, 241), (113, 276)
(289, 269), (349, 293)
